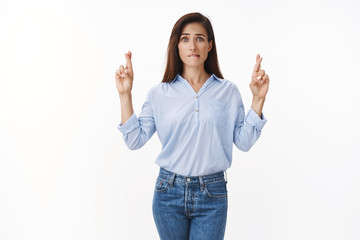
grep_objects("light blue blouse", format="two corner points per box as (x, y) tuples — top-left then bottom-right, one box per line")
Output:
(117, 74), (267, 176)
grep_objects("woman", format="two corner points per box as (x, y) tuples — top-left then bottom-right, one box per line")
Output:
(115, 12), (269, 240)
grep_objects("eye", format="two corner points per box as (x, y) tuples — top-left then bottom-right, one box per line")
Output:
(181, 37), (189, 42)
(197, 37), (204, 41)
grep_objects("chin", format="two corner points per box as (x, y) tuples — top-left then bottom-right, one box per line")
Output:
(184, 61), (205, 68)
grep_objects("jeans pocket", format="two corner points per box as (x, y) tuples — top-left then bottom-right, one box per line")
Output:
(204, 180), (228, 198)
(154, 176), (170, 193)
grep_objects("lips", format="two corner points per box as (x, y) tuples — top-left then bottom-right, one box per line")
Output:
(188, 54), (200, 57)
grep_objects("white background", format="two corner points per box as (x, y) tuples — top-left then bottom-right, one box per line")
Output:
(1, 0), (359, 239)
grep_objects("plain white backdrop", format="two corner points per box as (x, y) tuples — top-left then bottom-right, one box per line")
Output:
(1, 0), (359, 239)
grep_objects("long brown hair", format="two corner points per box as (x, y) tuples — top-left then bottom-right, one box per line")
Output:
(161, 12), (224, 83)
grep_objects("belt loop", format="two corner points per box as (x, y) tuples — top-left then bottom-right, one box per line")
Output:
(224, 170), (228, 183)
(199, 176), (204, 191)
(169, 173), (176, 187)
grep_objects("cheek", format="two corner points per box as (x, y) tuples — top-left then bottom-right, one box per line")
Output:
(178, 44), (185, 51)
(199, 43), (210, 52)
(178, 45), (187, 59)
(200, 46), (210, 57)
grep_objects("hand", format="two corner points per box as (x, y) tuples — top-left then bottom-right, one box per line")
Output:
(115, 51), (134, 95)
(250, 54), (269, 99)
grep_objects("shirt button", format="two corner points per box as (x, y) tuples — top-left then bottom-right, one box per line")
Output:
(195, 109), (199, 112)
(196, 96), (198, 99)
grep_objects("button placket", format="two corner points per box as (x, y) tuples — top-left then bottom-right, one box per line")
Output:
(194, 95), (199, 123)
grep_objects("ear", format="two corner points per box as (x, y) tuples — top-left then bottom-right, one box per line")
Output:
(208, 40), (213, 52)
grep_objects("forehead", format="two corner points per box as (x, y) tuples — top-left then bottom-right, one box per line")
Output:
(181, 22), (207, 35)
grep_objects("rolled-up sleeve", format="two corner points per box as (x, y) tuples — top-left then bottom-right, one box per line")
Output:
(233, 105), (267, 152)
(245, 107), (267, 130)
(117, 88), (156, 150)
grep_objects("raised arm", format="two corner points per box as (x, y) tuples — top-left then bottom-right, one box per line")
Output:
(249, 54), (270, 118)
(234, 54), (269, 151)
(115, 51), (134, 124)
(115, 51), (156, 150)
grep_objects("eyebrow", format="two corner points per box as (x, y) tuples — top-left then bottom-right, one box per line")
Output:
(180, 33), (206, 37)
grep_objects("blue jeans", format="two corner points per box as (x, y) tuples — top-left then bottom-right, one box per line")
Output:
(152, 167), (228, 240)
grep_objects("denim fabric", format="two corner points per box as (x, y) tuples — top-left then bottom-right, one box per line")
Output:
(152, 167), (228, 240)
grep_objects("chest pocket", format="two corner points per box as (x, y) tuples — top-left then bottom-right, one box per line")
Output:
(207, 100), (229, 128)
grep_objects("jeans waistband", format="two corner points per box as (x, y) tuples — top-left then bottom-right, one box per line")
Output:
(158, 167), (227, 184)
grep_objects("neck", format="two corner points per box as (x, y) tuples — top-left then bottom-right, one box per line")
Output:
(181, 66), (210, 85)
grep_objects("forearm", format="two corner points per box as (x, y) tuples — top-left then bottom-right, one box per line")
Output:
(251, 96), (265, 119)
(119, 93), (134, 125)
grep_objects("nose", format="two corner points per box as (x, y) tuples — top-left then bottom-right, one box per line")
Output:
(189, 39), (197, 51)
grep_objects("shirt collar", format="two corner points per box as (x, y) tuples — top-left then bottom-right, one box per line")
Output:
(172, 73), (224, 83)
(211, 74), (224, 83)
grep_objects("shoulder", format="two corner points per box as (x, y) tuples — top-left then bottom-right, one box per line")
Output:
(145, 82), (172, 100)
(148, 82), (171, 93)
(227, 80), (241, 96)
(214, 75), (241, 96)
(214, 76), (244, 107)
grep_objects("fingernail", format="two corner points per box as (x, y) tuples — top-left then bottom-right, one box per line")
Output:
(125, 69), (128, 74)
(257, 76), (262, 80)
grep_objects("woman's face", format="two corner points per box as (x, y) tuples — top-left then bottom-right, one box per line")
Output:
(178, 22), (213, 69)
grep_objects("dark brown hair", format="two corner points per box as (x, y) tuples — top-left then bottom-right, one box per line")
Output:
(161, 12), (224, 83)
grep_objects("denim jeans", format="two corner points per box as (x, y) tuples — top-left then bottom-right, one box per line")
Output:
(152, 167), (228, 240)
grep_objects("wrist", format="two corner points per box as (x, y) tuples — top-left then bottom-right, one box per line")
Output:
(252, 96), (266, 103)
(119, 92), (132, 99)
(251, 96), (265, 118)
